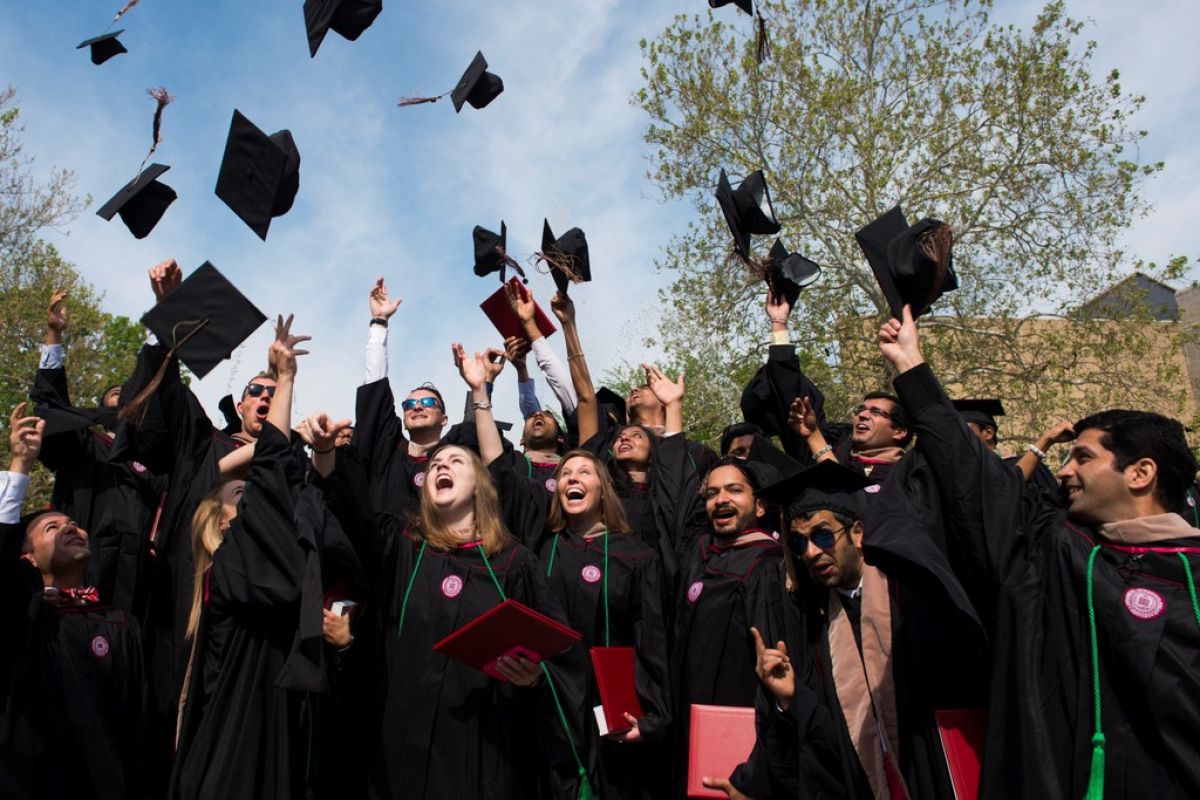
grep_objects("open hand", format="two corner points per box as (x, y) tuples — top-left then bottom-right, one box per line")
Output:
(504, 281), (536, 323)
(453, 343), (489, 391)
(268, 314), (311, 379)
(642, 363), (684, 406)
(788, 396), (819, 438)
(369, 277), (402, 319)
(8, 403), (45, 471)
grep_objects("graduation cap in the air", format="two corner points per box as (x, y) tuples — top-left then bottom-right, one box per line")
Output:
(473, 221), (526, 284)
(398, 51), (504, 112)
(716, 168), (781, 260)
(540, 220), (591, 296)
(855, 205), (958, 319)
(760, 460), (872, 523)
(952, 398), (1004, 431)
(96, 164), (177, 239)
(215, 110), (301, 241)
(77, 30), (127, 65)
(596, 387), (628, 426)
(303, 0), (382, 57)
(709, 0), (753, 12)
(708, 0), (769, 63)
(765, 239), (821, 307)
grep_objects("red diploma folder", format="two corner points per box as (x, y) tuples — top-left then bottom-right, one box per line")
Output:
(686, 704), (756, 798)
(934, 707), (987, 800)
(590, 646), (644, 736)
(433, 598), (581, 681)
(479, 278), (557, 340)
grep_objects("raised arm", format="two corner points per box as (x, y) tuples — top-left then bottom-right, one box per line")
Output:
(506, 336), (542, 419)
(454, 342), (504, 466)
(548, 291), (598, 445)
(364, 276), (401, 384)
(642, 363), (684, 435)
(1015, 419), (1074, 482)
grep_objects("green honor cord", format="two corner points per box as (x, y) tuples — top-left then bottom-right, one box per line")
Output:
(1084, 547), (1200, 800)
(396, 540), (428, 639)
(478, 544), (594, 800)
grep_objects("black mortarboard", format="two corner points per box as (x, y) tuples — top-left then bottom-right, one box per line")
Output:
(451, 52), (504, 112)
(215, 110), (301, 241)
(474, 221), (508, 276)
(855, 205), (958, 319)
(952, 398), (1005, 430)
(140, 262), (267, 379)
(746, 434), (803, 479)
(760, 460), (872, 523)
(77, 31), (127, 65)
(218, 394), (241, 435)
(541, 220), (591, 296)
(304, 0), (382, 57)
(596, 387), (627, 426)
(95, 163), (177, 239)
(709, 0), (753, 13)
(716, 168), (781, 260)
(765, 239), (821, 306)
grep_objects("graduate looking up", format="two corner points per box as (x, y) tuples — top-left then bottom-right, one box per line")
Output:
(28, 287), (164, 617)
(1, 404), (147, 798)
(759, 461), (989, 798)
(879, 305), (1200, 798)
(741, 288), (911, 483)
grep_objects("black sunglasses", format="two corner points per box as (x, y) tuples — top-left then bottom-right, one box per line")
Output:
(787, 524), (849, 553)
(402, 396), (442, 411)
(244, 383), (276, 398)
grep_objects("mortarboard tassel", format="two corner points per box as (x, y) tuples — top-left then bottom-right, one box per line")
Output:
(535, 249), (583, 287)
(119, 318), (209, 427)
(135, 87), (174, 179)
(110, 0), (140, 27)
(755, 12), (770, 65)
(397, 92), (450, 107)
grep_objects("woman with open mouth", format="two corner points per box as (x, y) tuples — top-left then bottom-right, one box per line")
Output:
(311, 343), (592, 800)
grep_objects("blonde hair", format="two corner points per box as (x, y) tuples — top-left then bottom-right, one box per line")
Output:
(545, 449), (632, 535)
(411, 445), (513, 556)
(186, 484), (231, 640)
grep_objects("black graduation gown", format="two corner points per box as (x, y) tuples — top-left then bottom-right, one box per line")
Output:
(171, 422), (335, 800)
(491, 461), (673, 799)
(672, 534), (804, 795)
(113, 344), (244, 789)
(0, 521), (145, 799)
(318, 453), (590, 800)
(895, 362), (1200, 798)
(30, 363), (165, 617)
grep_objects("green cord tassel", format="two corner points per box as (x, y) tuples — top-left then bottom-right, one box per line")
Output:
(577, 768), (594, 800)
(1084, 732), (1105, 799)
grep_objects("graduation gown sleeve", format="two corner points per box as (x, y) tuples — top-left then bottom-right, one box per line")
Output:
(740, 343), (833, 462)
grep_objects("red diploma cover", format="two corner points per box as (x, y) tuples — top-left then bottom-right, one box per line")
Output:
(934, 707), (987, 800)
(433, 598), (581, 681)
(590, 646), (644, 735)
(479, 278), (557, 340)
(686, 704), (756, 798)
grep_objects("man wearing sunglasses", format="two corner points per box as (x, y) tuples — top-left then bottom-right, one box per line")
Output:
(747, 460), (988, 800)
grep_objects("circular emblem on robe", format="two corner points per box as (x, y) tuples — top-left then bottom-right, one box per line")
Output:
(413, 471), (426, 488)
(771, 530), (780, 540)
(91, 635), (110, 658)
(864, 484), (881, 494)
(581, 565), (602, 584)
(687, 581), (704, 604)
(545, 478), (558, 493)
(441, 575), (464, 598)
(132, 461), (148, 474)
(1124, 587), (1165, 620)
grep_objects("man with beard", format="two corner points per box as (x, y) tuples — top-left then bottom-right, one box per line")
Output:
(1, 404), (145, 799)
(880, 304), (1200, 798)
(28, 288), (164, 617)
(742, 290), (910, 483)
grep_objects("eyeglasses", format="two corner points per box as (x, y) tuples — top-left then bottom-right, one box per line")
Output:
(402, 397), (442, 412)
(850, 404), (894, 421)
(244, 383), (276, 398)
(787, 525), (849, 552)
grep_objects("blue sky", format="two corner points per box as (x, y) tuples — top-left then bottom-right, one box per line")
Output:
(2, 0), (1196, 436)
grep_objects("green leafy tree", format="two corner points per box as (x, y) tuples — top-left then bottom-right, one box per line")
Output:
(634, 0), (1193, 448)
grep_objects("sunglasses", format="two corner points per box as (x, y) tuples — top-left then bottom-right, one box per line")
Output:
(402, 397), (442, 412)
(787, 525), (849, 553)
(244, 383), (276, 398)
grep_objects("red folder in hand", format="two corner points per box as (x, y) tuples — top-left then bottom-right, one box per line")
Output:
(686, 704), (756, 798)
(433, 598), (581, 681)
(590, 646), (644, 736)
(480, 278), (557, 340)
(935, 707), (987, 800)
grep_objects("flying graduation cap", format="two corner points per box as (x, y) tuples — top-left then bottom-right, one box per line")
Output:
(708, 0), (769, 63)
(765, 239), (821, 306)
(716, 168), (781, 261)
(96, 88), (178, 239)
(952, 398), (1005, 431)
(539, 220), (591, 296)
(855, 205), (958, 319)
(120, 262), (267, 426)
(215, 110), (301, 241)
(473, 221), (526, 284)
(77, 30), (127, 65)
(304, 0), (382, 57)
(398, 51), (504, 112)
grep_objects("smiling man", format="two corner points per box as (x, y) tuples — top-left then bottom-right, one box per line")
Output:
(880, 305), (1200, 798)
(1, 404), (145, 799)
